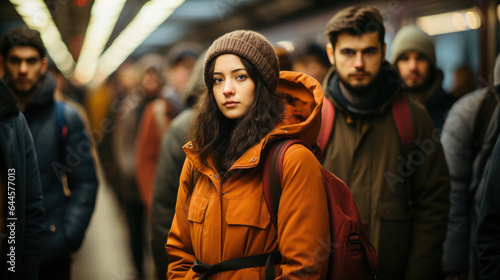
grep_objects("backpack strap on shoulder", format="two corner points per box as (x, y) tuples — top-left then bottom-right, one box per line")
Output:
(317, 97), (335, 154)
(54, 101), (71, 196)
(263, 139), (304, 229)
(391, 93), (414, 156)
(55, 101), (69, 140)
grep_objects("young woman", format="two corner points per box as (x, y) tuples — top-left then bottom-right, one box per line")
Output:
(166, 30), (330, 279)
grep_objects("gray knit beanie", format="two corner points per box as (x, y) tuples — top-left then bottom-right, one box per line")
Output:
(203, 30), (280, 93)
(390, 25), (435, 66)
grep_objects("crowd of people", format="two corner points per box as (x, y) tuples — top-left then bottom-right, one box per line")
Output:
(1, 4), (499, 280)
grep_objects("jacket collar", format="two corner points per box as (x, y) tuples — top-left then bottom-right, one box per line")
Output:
(24, 73), (56, 111)
(418, 69), (456, 108)
(184, 71), (324, 174)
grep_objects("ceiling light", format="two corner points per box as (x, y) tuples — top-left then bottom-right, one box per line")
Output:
(9, 0), (76, 77)
(89, 0), (185, 87)
(417, 8), (481, 36)
(74, 0), (127, 84)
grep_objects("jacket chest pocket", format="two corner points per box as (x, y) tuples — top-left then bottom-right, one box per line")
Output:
(225, 198), (271, 240)
(187, 194), (209, 255)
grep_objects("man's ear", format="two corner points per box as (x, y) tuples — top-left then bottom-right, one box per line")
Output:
(326, 43), (335, 66)
(41, 57), (48, 75)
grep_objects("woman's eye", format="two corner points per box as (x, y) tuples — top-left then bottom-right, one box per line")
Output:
(214, 77), (223, 84)
(236, 74), (247, 81)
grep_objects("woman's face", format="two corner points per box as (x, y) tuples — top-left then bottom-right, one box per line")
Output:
(212, 54), (256, 119)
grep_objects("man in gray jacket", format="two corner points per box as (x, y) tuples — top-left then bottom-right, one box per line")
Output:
(441, 53), (500, 280)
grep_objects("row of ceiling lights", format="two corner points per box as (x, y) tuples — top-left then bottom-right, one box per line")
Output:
(8, 1), (486, 88)
(10, 0), (185, 87)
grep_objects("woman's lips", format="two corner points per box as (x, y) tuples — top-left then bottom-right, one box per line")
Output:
(224, 101), (238, 107)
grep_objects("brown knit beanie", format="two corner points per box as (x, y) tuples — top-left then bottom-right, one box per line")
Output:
(203, 30), (280, 93)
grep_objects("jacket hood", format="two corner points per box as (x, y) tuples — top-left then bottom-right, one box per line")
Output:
(25, 73), (56, 109)
(323, 62), (402, 116)
(413, 68), (443, 104)
(423, 69), (458, 109)
(268, 71), (323, 146)
(184, 71), (323, 173)
(0, 79), (19, 119)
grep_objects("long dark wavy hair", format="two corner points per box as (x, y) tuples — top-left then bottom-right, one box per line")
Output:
(189, 56), (284, 173)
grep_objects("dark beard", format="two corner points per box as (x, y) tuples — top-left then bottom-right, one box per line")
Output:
(338, 72), (380, 97)
(5, 76), (37, 98)
(405, 77), (431, 93)
(404, 68), (434, 93)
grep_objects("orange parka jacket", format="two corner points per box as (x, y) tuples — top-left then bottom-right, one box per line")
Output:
(166, 71), (330, 279)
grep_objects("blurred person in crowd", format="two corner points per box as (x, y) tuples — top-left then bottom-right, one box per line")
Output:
(441, 53), (500, 280)
(0, 79), (44, 280)
(273, 45), (292, 70)
(150, 50), (206, 280)
(321, 6), (450, 279)
(166, 30), (330, 279)
(450, 64), (476, 98)
(1, 25), (98, 280)
(97, 61), (136, 201)
(291, 42), (330, 83)
(110, 53), (166, 279)
(476, 133), (500, 280)
(135, 46), (199, 214)
(391, 25), (457, 131)
(83, 73), (118, 135)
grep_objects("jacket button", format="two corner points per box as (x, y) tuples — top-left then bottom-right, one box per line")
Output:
(213, 175), (217, 178)
(222, 192), (225, 195)
(253, 157), (257, 162)
(188, 144), (193, 148)
(50, 225), (56, 233)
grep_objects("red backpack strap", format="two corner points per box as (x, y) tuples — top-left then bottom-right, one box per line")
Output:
(317, 97), (335, 153)
(55, 101), (68, 140)
(391, 93), (414, 155)
(263, 139), (303, 229)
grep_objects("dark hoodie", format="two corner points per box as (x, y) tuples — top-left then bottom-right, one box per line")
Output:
(0, 80), (44, 280)
(417, 69), (458, 131)
(20, 73), (98, 266)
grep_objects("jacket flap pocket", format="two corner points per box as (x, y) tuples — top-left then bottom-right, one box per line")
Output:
(226, 198), (270, 229)
(379, 201), (411, 221)
(187, 195), (209, 223)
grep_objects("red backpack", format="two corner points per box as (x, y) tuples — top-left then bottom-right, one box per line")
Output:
(262, 93), (414, 279)
(263, 138), (378, 280)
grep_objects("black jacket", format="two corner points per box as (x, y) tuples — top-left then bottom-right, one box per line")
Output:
(477, 133), (500, 280)
(21, 74), (98, 264)
(421, 71), (458, 131)
(0, 80), (44, 279)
